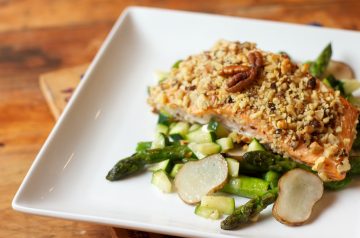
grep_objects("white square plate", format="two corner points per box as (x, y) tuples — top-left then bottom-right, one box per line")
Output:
(13, 7), (360, 238)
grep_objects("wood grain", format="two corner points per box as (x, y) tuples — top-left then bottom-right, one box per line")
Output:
(1, 1), (360, 237)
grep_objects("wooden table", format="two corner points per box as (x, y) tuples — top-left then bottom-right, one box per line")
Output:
(1, 1), (359, 237)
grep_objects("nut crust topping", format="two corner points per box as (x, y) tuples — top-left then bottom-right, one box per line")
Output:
(221, 51), (264, 93)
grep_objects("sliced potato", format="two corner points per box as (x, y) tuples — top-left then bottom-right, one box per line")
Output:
(326, 60), (355, 79)
(174, 154), (228, 204)
(273, 169), (323, 226)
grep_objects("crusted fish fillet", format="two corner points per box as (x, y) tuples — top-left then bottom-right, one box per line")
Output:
(148, 40), (359, 181)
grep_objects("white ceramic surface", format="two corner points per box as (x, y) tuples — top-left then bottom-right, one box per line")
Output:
(13, 7), (360, 238)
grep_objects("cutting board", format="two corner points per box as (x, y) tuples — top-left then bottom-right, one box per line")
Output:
(39, 65), (179, 238)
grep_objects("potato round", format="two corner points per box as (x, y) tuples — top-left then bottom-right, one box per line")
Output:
(174, 154), (228, 204)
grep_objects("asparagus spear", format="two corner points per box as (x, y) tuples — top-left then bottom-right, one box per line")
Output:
(106, 145), (192, 181)
(240, 151), (298, 174)
(309, 43), (332, 78)
(221, 189), (278, 230)
(264, 170), (280, 189)
(222, 176), (270, 198)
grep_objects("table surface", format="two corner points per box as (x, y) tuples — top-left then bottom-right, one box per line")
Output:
(1, 0), (360, 237)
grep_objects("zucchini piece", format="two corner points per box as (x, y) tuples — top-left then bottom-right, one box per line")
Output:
(341, 79), (360, 94)
(194, 205), (220, 220)
(189, 123), (201, 132)
(207, 119), (229, 137)
(158, 111), (172, 126)
(170, 163), (184, 178)
(187, 142), (221, 159)
(216, 137), (234, 152)
(169, 133), (183, 142)
(151, 133), (168, 149)
(247, 138), (266, 152)
(169, 122), (189, 137)
(201, 195), (235, 215)
(186, 126), (216, 143)
(226, 158), (239, 177)
(222, 176), (270, 198)
(156, 124), (169, 135)
(136, 141), (152, 152)
(148, 159), (172, 173)
(151, 170), (172, 193)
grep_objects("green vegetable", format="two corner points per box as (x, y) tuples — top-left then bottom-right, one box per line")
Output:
(240, 151), (298, 174)
(195, 205), (220, 220)
(157, 112), (173, 126)
(324, 176), (352, 190)
(216, 137), (234, 152)
(148, 159), (172, 173)
(187, 142), (221, 159)
(222, 176), (270, 198)
(207, 118), (229, 138)
(135, 141), (152, 152)
(151, 170), (172, 193)
(201, 195), (235, 215)
(264, 170), (280, 189)
(172, 60), (182, 69)
(170, 163), (183, 178)
(151, 133), (169, 149)
(106, 145), (192, 181)
(156, 124), (169, 135)
(247, 138), (266, 152)
(226, 158), (240, 177)
(169, 121), (189, 137)
(349, 156), (360, 176)
(186, 126), (216, 143)
(221, 189), (278, 230)
(323, 74), (346, 96)
(310, 43), (332, 78)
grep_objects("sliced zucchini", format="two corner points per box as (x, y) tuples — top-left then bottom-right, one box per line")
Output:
(247, 138), (266, 152)
(226, 158), (239, 177)
(136, 141), (152, 152)
(207, 119), (230, 138)
(169, 122), (189, 137)
(216, 137), (234, 152)
(188, 142), (221, 159)
(341, 79), (360, 94)
(148, 159), (172, 173)
(156, 124), (169, 135)
(170, 163), (184, 178)
(200, 195), (235, 215)
(169, 133), (183, 142)
(222, 176), (270, 198)
(157, 111), (172, 126)
(151, 133), (168, 149)
(186, 126), (216, 143)
(189, 123), (201, 132)
(151, 170), (172, 193)
(194, 205), (220, 220)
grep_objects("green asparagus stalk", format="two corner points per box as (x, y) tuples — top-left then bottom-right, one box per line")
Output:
(264, 170), (280, 189)
(309, 43), (332, 78)
(221, 189), (278, 230)
(106, 145), (192, 181)
(222, 176), (270, 198)
(349, 156), (360, 176)
(240, 151), (298, 174)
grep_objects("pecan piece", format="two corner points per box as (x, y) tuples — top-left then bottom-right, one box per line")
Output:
(226, 67), (257, 93)
(221, 51), (264, 93)
(248, 51), (264, 68)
